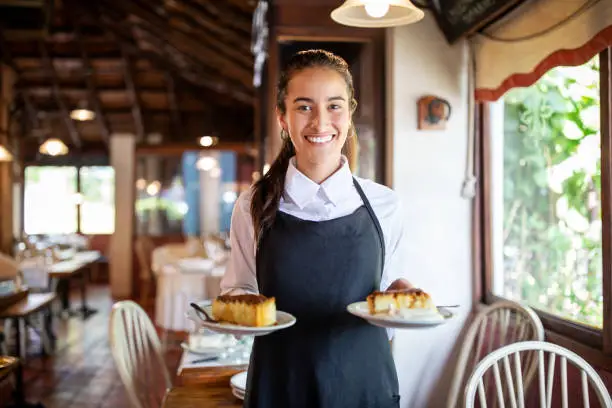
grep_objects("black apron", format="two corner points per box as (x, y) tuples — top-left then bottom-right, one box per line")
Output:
(244, 178), (400, 408)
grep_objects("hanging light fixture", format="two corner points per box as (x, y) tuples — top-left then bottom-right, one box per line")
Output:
(70, 100), (95, 121)
(331, 0), (424, 28)
(0, 144), (13, 162)
(39, 138), (69, 156)
(198, 136), (219, 148)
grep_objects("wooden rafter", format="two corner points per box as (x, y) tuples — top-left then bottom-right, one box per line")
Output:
(165, 0), (252, 67)
(165, 72), (183, 138)
(184, 0), (252, 35)
(38, 41), (81, 148)
(99, 18), (254, 105)
(101, 0), (253, 89)
(120, 45), (145, 141)
(76, 27), (111, 143)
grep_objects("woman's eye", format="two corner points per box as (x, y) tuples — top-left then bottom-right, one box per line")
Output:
(297, 105), (312, 112)
(329, 104), (342, 110)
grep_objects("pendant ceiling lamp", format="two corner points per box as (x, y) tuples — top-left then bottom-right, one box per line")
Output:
(0, 144), (13, 162)
(39, 138), (69, 156)
(331, 0), (424, 28)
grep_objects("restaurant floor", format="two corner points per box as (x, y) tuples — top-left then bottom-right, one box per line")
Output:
(1, 285), (184, 408)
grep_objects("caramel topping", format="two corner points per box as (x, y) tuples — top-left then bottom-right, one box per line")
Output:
(216, 294), (270, 304)
(369, 288), (427, 298)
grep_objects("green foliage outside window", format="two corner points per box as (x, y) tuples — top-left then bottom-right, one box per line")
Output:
(501, 55), (602, 328)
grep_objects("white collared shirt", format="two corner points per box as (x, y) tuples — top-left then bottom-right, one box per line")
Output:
(220, 156), (408, 296)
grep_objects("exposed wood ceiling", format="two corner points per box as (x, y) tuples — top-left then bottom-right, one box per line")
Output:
(0, 0), (257, 157)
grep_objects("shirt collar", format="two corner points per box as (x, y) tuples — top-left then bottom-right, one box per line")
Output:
(284, 156), (354, 209)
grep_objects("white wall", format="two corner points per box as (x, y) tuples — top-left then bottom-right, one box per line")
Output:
(386, 13), (473, 408)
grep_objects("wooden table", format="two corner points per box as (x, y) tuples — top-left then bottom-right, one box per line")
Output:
(162, 385), (242, 408)
(0, 292), (56, 406)
(176, 349), (247, 386)
(49, 251), (100, 318)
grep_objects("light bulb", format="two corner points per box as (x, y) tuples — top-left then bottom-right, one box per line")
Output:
(196, 156), (218, 171)
(364, 2), (390, 18)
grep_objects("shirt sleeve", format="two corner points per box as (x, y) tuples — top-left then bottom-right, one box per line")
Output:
(379, 195), (407, 292)
(219, 191), (259, 295)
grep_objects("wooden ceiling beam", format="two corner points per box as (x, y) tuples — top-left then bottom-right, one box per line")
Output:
(165, 72), (183, 139)
(100, 18), (254, 105)
(101, 0), (253, 89)
(77, 27), (110, 144)
(221, 0), (256, 14)
(120, 45), (145, 142)
(38, 41), (82, 148)
(164, 2), (252, 67)
(182, 0), (251, 34)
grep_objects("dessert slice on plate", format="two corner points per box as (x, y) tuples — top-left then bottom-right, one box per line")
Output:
(366, 288), (438, 317)
(212, 294), (276, 327)
(347, 288), (453, 329)
(187, 294), (296, 336)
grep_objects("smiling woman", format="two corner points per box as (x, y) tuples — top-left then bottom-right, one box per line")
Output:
(219, 49), (411, 408)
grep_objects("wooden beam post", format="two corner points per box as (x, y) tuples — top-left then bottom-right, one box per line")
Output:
(0, 65), (15, 254)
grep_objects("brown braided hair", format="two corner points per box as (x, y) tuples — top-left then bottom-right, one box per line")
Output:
(250, 49), (358, 245)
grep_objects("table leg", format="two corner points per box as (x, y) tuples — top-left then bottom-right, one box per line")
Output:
(55, 279), (76, 319)
(11, 317), (24, 406)
(79, 268), (97, 319)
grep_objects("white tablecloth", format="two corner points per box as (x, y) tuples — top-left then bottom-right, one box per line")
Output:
(155, 260), (225, 332)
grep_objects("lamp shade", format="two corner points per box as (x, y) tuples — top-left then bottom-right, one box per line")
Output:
(0, 144), (13, 162)
(331, 0), (424, 28)
(39, 138), (69, 156)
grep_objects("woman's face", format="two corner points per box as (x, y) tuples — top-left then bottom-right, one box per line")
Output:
(278, 67), (351, 169)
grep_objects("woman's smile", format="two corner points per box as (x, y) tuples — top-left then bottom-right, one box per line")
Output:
(304, 133), (336, 145)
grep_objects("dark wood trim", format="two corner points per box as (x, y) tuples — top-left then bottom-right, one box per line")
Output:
(601, 48), (612, 354)
(546, 330), (612, 372)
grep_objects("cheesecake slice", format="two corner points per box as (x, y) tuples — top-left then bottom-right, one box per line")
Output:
(366, 288), (437, 316)
(212, 294), (276, 327)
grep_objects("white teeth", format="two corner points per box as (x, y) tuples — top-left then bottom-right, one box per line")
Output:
(306, 135), (333, 144)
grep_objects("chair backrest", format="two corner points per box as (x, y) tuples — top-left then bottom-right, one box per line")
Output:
(447, 300), (545, 408)
(464, 341), (612, 408)
(109, 300), (172, 408)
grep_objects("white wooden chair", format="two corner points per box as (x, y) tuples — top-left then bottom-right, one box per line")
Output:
(464, 341), (612, 408)
(447, 300), (545, 408)
(109, 300), (172, 408)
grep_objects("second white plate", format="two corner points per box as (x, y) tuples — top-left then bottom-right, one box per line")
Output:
(347, 301), (454, 329)
(187, 301), (297, 337)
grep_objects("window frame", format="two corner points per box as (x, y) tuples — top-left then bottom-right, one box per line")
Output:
(476, 48), (612, 364)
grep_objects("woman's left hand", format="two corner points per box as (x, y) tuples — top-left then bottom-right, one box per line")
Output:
(386, 279), (414, 291)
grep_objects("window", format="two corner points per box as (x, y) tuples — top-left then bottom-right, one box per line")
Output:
(23, 165), (116, 235)
(24, 166), (78, 234)
(80, 166), (115, 234)
(483, 49), (611, 351)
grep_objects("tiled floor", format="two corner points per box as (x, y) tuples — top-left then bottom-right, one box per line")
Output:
(2, 285), (183, 408)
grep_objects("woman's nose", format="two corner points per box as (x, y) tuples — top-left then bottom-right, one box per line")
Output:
(311, 109), (329, 131)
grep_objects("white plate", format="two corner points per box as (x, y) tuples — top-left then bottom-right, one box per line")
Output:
(230, 370), (247, 391)
(187, 301), (297, 337)
(346, 301), (454, 329)
(232, 387), (245, 400)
